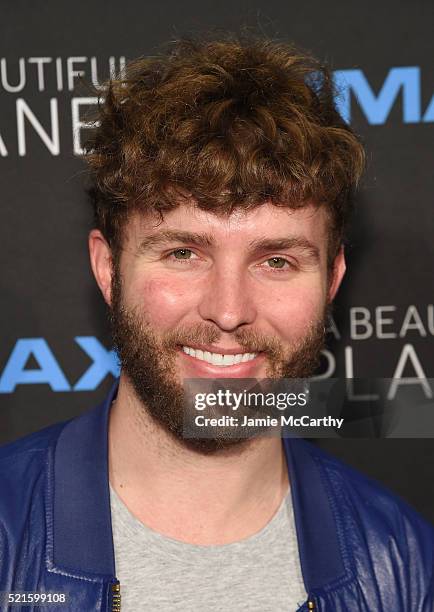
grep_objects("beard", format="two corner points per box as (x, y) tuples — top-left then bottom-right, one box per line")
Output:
(110, 264), (328, 455)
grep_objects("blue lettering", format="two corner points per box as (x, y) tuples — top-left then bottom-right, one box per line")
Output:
(423, 93), (434, 122)
(73, 336), (120, 391)
(333, 67), (421, 124)
(0, 338), (70, 393)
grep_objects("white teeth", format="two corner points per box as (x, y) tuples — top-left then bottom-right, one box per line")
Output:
(212, 353), (224, 366)
(182, 346), (257, 367)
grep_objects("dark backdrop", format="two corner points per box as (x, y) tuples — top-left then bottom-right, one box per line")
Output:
(1, 0), (433, 521)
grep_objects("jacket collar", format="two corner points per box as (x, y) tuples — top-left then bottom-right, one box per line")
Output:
(52, 382), (118, 578)
(282, 437), (346, 590)
(52, 382), (347, 590)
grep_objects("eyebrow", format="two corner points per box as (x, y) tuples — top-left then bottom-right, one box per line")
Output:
(248, 237), (320, 261)
(138, 230), (214, 251)
(138, 230), (320, 261)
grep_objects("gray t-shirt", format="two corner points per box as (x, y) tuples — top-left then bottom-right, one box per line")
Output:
(110, 485), (307, 611)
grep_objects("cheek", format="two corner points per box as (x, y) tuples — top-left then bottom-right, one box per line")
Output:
(131, 276), (196, 327)
(263, 282), (325, 340)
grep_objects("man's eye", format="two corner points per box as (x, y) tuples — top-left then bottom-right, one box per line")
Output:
(171, 248), (194, 260)
(266, 257), (291, 269)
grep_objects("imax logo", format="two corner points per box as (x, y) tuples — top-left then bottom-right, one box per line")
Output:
(0, 337), (120, 393)
(333, 67), (434, 124)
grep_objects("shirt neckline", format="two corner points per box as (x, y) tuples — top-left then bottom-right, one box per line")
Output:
(109, 482), (294, 560)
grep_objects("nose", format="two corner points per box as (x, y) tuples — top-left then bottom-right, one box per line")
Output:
(198, 266), (257, 332)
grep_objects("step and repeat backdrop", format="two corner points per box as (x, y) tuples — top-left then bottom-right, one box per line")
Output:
(1, 1), (433, 520)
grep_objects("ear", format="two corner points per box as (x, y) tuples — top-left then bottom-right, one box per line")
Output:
(88, 229), (114, 306)
(327, 246), (346, 302)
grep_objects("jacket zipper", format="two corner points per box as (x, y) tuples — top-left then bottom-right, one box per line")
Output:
(111, 581), (121, 611)
(307, 598), (316, 610)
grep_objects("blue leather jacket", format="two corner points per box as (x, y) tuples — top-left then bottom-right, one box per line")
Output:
(0, 383), (433, 611)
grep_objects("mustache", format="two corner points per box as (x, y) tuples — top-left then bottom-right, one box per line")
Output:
(162, 323), (285, 358)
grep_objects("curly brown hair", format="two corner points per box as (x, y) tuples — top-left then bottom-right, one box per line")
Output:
(85, 36), (365, 266)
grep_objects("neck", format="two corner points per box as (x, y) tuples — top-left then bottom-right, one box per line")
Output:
(108, 375), (289, 545)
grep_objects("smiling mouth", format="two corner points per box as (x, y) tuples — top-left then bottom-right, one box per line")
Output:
(181, 346), (258, 367)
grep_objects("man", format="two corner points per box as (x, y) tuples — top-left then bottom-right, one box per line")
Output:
(0, 37), (433, 611)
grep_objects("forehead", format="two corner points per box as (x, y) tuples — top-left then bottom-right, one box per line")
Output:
(125, 201), (329, 247)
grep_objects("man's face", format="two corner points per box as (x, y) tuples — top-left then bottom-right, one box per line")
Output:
(95, 201), (344, 453)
